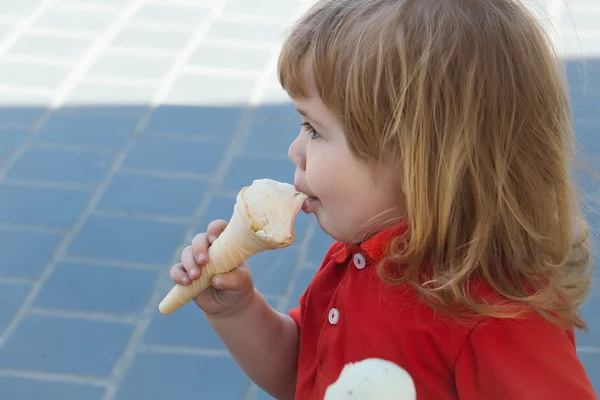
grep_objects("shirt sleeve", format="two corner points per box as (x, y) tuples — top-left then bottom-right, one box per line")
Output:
(455, 314), (597, 399)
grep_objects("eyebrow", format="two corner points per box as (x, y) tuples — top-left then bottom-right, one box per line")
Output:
(296, 107), (325, 128)
(296, 107), (308, 117)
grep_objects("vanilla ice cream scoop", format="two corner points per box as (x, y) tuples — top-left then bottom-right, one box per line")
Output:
(324, 358), (416, 400)
(158, 179), (307, 315)
(243, 178), (306, 243)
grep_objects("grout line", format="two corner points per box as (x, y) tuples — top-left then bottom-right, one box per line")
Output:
(124, 20), (197, 32)
(0, 369), (109, 387)
(577, 345), (600, 354)
(0, 223), (64, 233)
(61, 256), (164, 271)
(1, 54), (75, 67)
(0, 276), (36, 285)
(91, 210), (191, 225)
(28, 26), (99, 39)
(80, 76), (161, 88)
(138, 344), (230, 357)
(201, 37), (280, 50)
(219, 14), (294, 25)
(180, 64), (262, 78)
(0, 84), (54, 95)
(105, 46), (180, 58)
(53, 0), (124, 13)
(29, 308), (139, 325)
(2, 178), (97, 191)
(30, 141), (118, 154)
(0, 0), (56, 54)
(118, 167), (213, 180)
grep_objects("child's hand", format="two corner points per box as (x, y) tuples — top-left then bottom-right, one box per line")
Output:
(169, 219), (256, 318)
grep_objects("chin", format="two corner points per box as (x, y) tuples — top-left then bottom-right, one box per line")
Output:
(313, 212), (350, 243)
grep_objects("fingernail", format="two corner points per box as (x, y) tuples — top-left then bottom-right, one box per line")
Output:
(208, 235), (216, 243)
(190, 268), (200, 278)
(197, 254), (206, 264)
(213, 277), (223, 287)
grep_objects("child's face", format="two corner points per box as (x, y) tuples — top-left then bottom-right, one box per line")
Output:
(288, 80), (405, 243)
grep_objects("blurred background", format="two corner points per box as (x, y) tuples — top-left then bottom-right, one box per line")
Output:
(0, 0), (597, 399)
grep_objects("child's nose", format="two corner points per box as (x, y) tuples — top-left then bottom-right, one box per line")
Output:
(288, 136), (306, 170)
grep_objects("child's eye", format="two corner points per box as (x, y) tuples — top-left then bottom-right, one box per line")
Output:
(302, 122), (321, 139)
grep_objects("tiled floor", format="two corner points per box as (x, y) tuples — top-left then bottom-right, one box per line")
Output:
(0, 1), (597, 399)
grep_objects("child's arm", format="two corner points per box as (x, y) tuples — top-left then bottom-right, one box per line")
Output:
(205, 289), (299, 400)
(455, 314), (597, 399)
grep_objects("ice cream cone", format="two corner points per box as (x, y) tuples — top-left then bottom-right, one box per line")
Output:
(159, 179), (307, 315)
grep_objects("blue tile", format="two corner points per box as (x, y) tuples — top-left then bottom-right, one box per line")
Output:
(0, 106), (46, 126)
(144, 302), (225, 349)
(144, 105), (245, 138)
(67, 215), (187, 264)
(0, 315), (134, 376)
(570, 90), (600, 122)
(0, 377), (104, 400)
(306, 226), (335, 265)
(34, 262), (158, 315)
(578, 352), (600, 395)
(257, 388), (277, 400)
(0, 229), (61, 278)
(575, 124), (600, 154)
(6, 148), (113, 185)
(576, 296), (600, 347)
(253, 103), (298, 123)
(115, 353), (248, 400)
(286, 268), (316, 312)
(248, 246), (300, 296)
(242, 120), (297, 157)
(0, 185), (91, 228)
(0, 282), (30, 334)
(566, 59), (600, 91)
(36, 112), (137, 148)
(0, 129), (26, 163)
(196, 195), (236, 230)
(97, 173), (208, 217)
(222, 156), (295, 191)
(122, 136), (226, 174)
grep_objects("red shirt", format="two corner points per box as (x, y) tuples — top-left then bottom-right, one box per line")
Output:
(288, 221), (596, 399)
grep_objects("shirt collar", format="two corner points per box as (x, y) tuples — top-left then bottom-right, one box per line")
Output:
(331, 218), (409, 263)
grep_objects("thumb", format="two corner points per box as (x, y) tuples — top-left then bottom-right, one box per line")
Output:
(211, 264), (252, 291)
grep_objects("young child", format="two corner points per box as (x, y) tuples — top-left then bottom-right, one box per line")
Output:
(170, 0), (597, 398)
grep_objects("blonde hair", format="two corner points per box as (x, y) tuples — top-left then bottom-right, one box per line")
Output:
(278, 0), (593, 329)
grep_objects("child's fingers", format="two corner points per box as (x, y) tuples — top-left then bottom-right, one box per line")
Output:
(170, 263), (192, 285)
(180, 245), (201, 279)
(206, 219), (228, 244)
(191, 233), (209, 264)
(211, 264), (251, 290)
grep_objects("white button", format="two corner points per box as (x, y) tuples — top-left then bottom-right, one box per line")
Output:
(328, 308), (339, 325)
(353, 253), (366, 269)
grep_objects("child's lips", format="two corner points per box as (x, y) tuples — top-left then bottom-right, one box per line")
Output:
(294, 184), (319, 213)
(302, 196), (319, 213)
